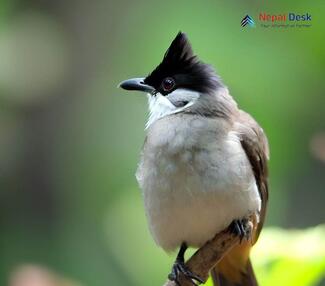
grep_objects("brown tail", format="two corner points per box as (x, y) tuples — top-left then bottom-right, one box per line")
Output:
(210, 242), (258, 286)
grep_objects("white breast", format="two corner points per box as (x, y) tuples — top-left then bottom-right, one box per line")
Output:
(136, 114), (261, 251)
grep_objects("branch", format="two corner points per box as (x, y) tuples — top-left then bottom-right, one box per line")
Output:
(163, 227), (241, 286)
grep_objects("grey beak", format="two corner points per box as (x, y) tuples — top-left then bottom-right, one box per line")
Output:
(118, 78), (155, 93)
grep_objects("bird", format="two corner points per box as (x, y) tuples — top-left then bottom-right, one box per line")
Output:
(119, 32), (269, 286)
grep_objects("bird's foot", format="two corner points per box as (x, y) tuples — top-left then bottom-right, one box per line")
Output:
(229, 218), (252, 242)
(168, 259), (204, 286)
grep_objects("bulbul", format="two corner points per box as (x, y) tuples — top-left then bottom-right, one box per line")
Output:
(119, 32), (269, 286)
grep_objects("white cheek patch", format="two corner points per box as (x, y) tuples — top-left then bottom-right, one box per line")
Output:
(146, 94), (177, 129)
(166, 89), (200, 107)
(146, 89), (200, 129)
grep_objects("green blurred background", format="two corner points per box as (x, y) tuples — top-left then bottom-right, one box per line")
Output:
(0, 0), (324, 285)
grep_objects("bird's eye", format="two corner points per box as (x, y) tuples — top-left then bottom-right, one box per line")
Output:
(162, 77), (175, 92)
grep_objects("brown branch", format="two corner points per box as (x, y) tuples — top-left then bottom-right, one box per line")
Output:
(163, 227), (242, 286)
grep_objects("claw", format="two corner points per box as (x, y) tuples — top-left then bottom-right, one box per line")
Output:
(169, 261), (204, 285)
(229, 218), (251, 242)
(168, 243), (204, 285)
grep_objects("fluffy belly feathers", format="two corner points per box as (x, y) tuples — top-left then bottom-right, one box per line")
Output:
(136, 117), (261, 251)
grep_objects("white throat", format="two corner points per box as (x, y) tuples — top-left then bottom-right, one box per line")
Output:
(146, 89), (200, 129)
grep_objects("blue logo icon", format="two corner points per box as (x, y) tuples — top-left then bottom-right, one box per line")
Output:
(241, 15), (255, 27)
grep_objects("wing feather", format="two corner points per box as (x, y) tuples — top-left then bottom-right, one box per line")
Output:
(235, 110), (269, 242)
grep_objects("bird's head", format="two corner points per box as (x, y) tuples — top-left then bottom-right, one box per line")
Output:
(119, 32), (231, 128)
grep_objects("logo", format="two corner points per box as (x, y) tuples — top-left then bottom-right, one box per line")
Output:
(241, 15), (255, 27)
(241, 12), (312, 29)
(259, 12), (311, 22)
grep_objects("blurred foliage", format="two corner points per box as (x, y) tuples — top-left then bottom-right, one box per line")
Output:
(0, 0), (324, 285)
(205, 226), (325, 286)
(253, 226), (325, 286)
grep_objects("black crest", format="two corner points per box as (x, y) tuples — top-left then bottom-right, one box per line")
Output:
(144, 32), (221, 95)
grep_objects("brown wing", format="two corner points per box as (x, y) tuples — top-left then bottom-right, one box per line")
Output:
(236, 110), (269, 243)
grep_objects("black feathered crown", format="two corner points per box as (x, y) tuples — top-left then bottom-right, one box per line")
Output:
(144, 32), (221, 95)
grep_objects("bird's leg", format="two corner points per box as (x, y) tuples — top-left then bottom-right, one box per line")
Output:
(229, 218), (252, 242)
(168, 242), (204, 285)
